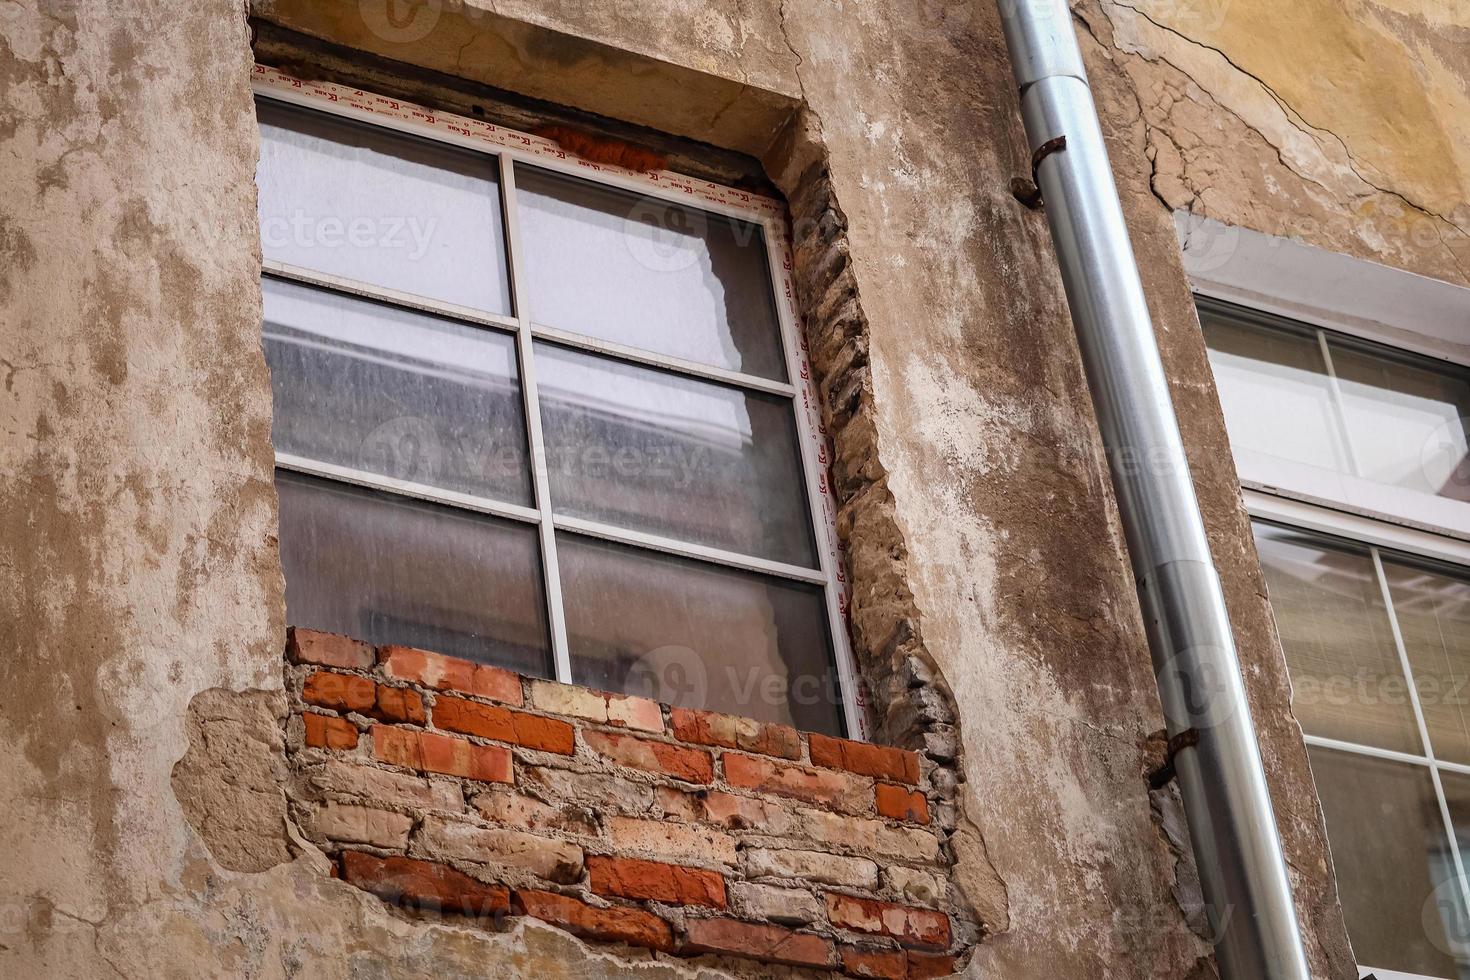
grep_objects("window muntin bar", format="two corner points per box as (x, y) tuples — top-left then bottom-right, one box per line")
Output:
(253, 70), (858, 737)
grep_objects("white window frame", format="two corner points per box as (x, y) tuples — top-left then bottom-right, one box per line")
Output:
(253, 65), (865, 738)
(1184, 212), (1470, 541)
(1182, 213), (1470, 980)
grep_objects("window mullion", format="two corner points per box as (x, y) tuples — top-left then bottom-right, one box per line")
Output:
(500, 154), (573, 683)
(1317, 327), (1365, 479)
(1373, 546), (1470, 926)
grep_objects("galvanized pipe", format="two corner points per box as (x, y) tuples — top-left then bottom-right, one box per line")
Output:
(994, 1), (1312, 977)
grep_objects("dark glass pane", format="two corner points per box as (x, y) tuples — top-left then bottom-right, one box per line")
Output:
(537, 343), (817, 567)
(264, 277), (532, 505)
(516, 165), (787, 381)
(1309, 747), (1465, 978)
(276, 471), (551, 676)
(1386, 556), (1470, 765)
(1432, 772), (1470, 974)
(557, 533), (841, 735)
(256, 100), (511, 313)
(1254, 523), (1420, 754)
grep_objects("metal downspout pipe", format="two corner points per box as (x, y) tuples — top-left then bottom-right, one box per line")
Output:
(994, 2), (1312, 977)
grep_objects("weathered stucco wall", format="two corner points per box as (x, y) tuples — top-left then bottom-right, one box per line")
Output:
(4, 0), (1465, 976)
(1083, 0), (1470, 285)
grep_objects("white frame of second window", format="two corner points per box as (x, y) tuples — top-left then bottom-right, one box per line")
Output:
(253, 64), (865, 738)
(1183, 213), (1470, 979)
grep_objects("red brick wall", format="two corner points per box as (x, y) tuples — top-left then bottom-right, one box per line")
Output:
(284, 628), (977, 976)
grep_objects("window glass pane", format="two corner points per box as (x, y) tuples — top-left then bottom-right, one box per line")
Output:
(1309, 747), (1465, 978)
(1201, 307), (1351, 473)
(515, 166), (787, 381)
(256, 100), (511, 314)
(1331, 338), (1470, 503)
(264, 278), (533, 505)
(1432, 772), (1470, 973)
(557, 533), (841, 735)
(276, 471), (551, 676)
(536, 343), (818, 568)
(1254, 523), (1421, 754)
(1386, 556), (1470, 766)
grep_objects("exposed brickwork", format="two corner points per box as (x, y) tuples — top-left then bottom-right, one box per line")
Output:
(841, 946), (908, 980)
(670, 707), (801, 760)
(514, 889), (674, 952)
(288, 627), (374, 671)
(584, 730), (713, 784)
(380, 644), (523, 705)
(810, 734), (921, 785)
(283, 636), (975, 975)
(303, 712), (357, 750)
(588, 855), (726, 907)
(682, 918), (834, 968)
(825, 893), (951, 949)
(433, 695), (575, 754)
(723, 752), (872, 812)
(340, 851), (510, 917)
(372, 725), (512, 783)
(876, 783), (930, 824)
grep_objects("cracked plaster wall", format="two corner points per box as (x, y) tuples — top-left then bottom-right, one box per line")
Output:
(9, 0), (1464, 976)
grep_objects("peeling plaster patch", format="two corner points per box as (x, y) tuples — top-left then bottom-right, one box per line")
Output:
(171, 688), (293, 874)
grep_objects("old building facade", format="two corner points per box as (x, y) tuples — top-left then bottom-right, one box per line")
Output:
(2, 0), (1467, 978)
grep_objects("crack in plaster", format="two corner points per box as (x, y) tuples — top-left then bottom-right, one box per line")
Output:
(1111, 0), (1470, 244)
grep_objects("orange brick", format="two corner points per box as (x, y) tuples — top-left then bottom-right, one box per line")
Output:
(379, 645), (523, 705)
(373, 684), (426, 725)
(875, 783), (930, 824)
(512, 889), (673, 952)
(824, 894), (950, 950)
(670, 707), (800, 760)
(722, 752), (871, 812)
(432, 696), (574, 754)
(682, 918), (833, 968)
(809, 734), (920, 785)
(907, 951), (959, 979)
(304, 712), (358, 750)
(584, 730), (713, 784)
(303, 671), (376, 714)
(432, 696), (515, 741)
(587, 856), (726, 908)
(372, 725), (511, 784)
(340, 851), (509, 918)
(288, 627), (373, 670)
(506, 712), (575, 754)
(839, 946), (907, 980)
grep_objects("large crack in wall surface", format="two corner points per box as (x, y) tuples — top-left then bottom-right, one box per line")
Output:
(1084, 0), (1470, 284)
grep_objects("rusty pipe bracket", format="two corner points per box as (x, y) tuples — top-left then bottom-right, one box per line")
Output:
(1147, 727), (1201, 791)
(1010, 135), (1068, 210)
